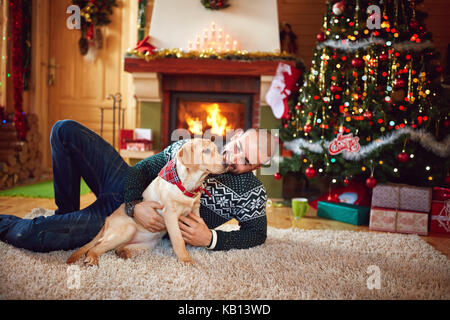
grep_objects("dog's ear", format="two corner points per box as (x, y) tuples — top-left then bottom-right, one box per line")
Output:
(177, 141), (199, 169)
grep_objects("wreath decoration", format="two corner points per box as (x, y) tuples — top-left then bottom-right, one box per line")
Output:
(201, 0), (230, 10)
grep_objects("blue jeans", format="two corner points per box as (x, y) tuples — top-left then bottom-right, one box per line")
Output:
(0, 120), (129, 252)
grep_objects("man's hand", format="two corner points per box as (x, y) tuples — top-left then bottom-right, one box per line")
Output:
(179, 213), (212, 247)
(133, 201), (166, 233)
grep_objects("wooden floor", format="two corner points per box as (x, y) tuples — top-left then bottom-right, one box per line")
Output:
(1, 193), (449, 258)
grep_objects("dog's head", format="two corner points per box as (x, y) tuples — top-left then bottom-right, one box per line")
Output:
(176, 139), (226, 175)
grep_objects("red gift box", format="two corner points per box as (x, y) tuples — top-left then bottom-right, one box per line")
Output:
(430, 187), (450, 235)
(119, 129), (134, 150)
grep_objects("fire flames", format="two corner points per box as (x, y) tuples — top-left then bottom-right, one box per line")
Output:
(186, 103), (232, 136)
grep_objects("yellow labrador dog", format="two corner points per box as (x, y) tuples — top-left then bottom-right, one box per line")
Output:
(66, 138), (226, 266)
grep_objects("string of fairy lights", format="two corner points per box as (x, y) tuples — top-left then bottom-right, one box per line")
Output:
(280, 0), (449, 187)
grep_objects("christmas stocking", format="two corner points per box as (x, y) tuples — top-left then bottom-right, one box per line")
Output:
(265, 63), (301, 119)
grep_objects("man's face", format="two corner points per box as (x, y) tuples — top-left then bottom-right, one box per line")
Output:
(222, 131), (272, 174)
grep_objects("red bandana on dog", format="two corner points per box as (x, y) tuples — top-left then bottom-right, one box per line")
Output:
(158, 158), (211, 198)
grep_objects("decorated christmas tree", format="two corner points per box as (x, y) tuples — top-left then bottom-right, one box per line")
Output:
(280, 0), (450, 188)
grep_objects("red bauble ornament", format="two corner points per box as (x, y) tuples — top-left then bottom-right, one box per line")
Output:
(443, 119), (450, 128)
(435, 65), (443, 74)
(304, 124), (313, 133)
(351, 57), (364, 68)
(332, 1), (344, 15)
(363, 110), (373, 120)
(394, 78), (406, 89)
(330, 85), (341, 93)
(409, 20), (419, 30)
(379, 53), (388, 62)
(316, 32), (325, 42)
(343, 178), (350, 185)
(366, 176), (377, 189)
(396, 152), (409, 163)
(274, 172), (282, 180)
(305, 167), (317, 179)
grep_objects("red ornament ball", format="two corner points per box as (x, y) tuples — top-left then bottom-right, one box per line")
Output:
(435, 65), (443, 74)
(305, 167), (317, 179)
(443, 119), (450, 127)
(343, 178), (350, 185)
(366, 176), (377, 189)
(274, 172), (282, 180)
(379, 53), (388, 62)
(304, 124), (313, 133)
(332, 1), (344, 15)
(330, 85), (341, 93)
(396, 152), (409, 163)
(409, 20), (419, 30)
(351, 57), (364, 68)
(363, 110), (373, 120)
(316, 32), (325, 42)
(394, 78), (406, 89)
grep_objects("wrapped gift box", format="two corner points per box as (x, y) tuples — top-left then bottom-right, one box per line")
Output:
(430, 187), (450, 235)
(126, 139), (152, 152)
(317, 201), (370, 226)
(369, 208), (397, 232)
(396, 210), (428, 235)
(119, 129), (134, 150)
(369, 207), (428, 235)
(371, 183), (432, 213)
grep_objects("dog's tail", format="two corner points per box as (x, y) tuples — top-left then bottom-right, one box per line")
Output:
(66, 225), (105, 264)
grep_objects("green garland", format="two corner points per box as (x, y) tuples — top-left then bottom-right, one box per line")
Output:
(201, 0), (230, 10)
(127, 48), (298, 63)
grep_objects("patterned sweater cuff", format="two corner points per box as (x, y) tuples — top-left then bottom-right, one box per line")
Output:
(206, 229), (218, 250)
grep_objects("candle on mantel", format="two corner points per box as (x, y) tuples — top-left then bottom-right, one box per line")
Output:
(196, 35), (201, 50)
(204, 28), (209, 44)
(225, 34), (230, 51)
(188, 22), (240, 52)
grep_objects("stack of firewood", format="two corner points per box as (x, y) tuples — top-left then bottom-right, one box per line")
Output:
(0, 113), (43, 189)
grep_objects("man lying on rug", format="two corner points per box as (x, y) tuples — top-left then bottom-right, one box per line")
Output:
(0, 120), (278, 253)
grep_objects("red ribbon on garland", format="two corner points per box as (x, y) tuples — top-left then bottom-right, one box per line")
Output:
(11, 0), (27, 140)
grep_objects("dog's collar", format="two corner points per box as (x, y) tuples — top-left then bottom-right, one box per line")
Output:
(158, 158), (211, 198)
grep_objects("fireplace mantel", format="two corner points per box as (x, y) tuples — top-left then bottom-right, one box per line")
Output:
(124, 57), (295, 76)
(124, 57), (295, 103)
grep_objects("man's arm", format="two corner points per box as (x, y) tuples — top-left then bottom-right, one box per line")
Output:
(122, 151), (167, 203)
(211, 215), (267, 251)
(209, 185), (268, 251)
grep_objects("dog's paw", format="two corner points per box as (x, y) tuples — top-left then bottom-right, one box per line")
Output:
(115, 248), (131, 260)
(83, 255), (99, 267)
(66, 255), (78, 265)
(179, 257), (194, 266)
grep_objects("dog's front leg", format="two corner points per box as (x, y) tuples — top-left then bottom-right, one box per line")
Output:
(162, 210), (192, 264)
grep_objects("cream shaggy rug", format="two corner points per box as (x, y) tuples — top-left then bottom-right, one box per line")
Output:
(0, 208), (449, 300)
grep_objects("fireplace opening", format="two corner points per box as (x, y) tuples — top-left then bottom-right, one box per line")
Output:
(170, 92), (253, 139)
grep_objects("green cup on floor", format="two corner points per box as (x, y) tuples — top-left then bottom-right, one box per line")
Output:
(291, 198), (309, 220)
